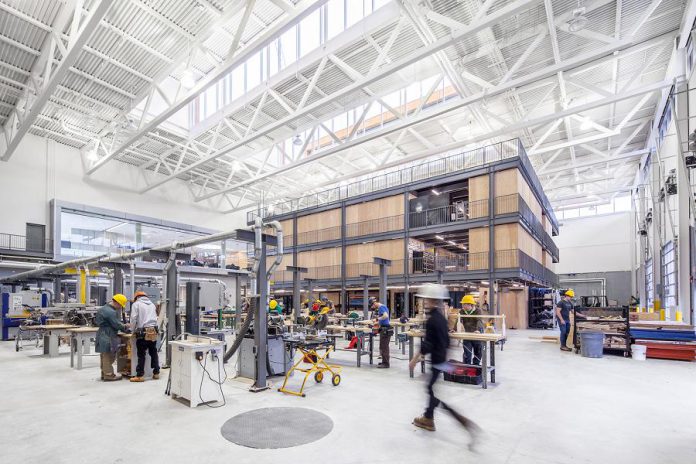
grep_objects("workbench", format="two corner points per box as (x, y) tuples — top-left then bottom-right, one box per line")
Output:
(407, 330), (505, 389)
(116, 333), (154, 378)
(68, 327), (98, 370)
(391, 321), (421, 353)
(325, 325), (374, 367)
(28, 324), (78, 357)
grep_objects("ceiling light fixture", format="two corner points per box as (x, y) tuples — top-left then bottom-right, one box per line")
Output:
(435, 235), (445, 240)
(293, 135), (303, 146)
(431, 189), (441, 195)
(447, 240), (456, 245)
(567, 6), (588, 32)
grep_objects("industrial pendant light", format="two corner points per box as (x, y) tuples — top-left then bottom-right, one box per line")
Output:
(567, 1), (588, 33)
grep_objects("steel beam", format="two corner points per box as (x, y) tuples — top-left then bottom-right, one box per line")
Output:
(1, 0), (111, 161)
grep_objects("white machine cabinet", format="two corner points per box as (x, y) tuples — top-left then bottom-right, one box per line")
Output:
(170, 336), (226, 408)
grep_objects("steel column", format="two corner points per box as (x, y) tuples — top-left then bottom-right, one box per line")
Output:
(164, 253), (178, 366)
(488, 169), (496, 315)
(403, 192), (410, 317)
(361, 274), (370, 319)
(374, 257), (391, 312)
(252, 238), (269, 391)
(288, 265), (308, 321)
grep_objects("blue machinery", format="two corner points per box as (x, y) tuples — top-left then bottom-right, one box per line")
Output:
(1, 291), (49, 340)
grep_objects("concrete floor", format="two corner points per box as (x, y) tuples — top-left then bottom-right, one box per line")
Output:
(1, 330), (695, 464)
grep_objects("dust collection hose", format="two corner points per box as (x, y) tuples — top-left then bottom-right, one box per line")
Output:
(223, 299), (256, 363)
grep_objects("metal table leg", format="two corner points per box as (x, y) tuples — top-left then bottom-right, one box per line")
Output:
(76, 334), (84, 370)
(70, 336), (76, 368)
(409, 335), (414, 378)
(369, 333), (373, 365)
(481, 341), (488, 389)
(356, 332), (362, 368)
(490, 341), (496, 384)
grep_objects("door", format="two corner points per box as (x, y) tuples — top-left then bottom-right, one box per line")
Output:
(26, 223), (45, 252)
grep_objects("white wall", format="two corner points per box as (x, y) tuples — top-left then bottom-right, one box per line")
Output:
(0, 134), (246, 237)
(555, 212), (634, 274)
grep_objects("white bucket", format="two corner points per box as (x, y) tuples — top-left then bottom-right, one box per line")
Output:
(631, 344), (647, 361)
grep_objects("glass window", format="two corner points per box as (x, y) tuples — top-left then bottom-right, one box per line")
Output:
(231, 65), (244, 100)
(246, 51), (261, 89)
(374, 0), (391, 8)
(564, 209), (579, 218)
(280, 26), (298, 69)
(269, 40), (280, 77)
(300, 10), (321, 57)
(597, 203), (614, 214)
(346, 0), (363, 27)
(327, 0), (345, 40)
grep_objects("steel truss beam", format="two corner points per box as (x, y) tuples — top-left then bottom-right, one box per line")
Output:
(0, 1), (112, 162)
(201, 37), (673, 202)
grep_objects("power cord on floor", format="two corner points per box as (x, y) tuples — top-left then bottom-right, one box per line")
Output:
(198, 351), (227, 408)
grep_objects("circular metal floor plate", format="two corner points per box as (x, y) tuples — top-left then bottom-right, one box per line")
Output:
(220, 407), (333, 449)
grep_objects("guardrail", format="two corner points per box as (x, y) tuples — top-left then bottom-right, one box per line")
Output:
(409, 199), (489, 228)
(495, 194), (559, 261)
(248, 138), (522, 223)
(0, 233), (53, 255)
(346, 214), (404, 237)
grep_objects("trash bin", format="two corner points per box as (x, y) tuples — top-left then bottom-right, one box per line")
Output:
(631, 344), (647, 361)
(579, 331), (604, 358)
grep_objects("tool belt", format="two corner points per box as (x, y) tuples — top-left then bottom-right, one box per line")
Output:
(136, 326), (158, 341)
(379, 326), (394, 337)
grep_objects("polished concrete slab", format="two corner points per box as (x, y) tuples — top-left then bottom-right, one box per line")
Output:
(1, 329), (694, 464)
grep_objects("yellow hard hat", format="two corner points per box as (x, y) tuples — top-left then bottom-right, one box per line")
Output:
(460, 295), (476, 305)
(269, 299), (278, 310)
(565, 289), (575, 298)
(112, 294), (128, 308)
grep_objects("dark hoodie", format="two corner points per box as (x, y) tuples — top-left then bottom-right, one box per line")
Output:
(420, 308), (450, 365)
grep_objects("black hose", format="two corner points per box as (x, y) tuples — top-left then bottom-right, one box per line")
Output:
(223, 303), (255, 363)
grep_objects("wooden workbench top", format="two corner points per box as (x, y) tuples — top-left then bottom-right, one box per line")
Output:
(407, 330), (505, 342)
(32, 324), (78, 330)
(325, 325), (372, 333)
(67, 327), (98, 333)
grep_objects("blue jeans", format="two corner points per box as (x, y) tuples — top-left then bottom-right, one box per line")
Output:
(559, 321), (571, 349)
(462, 341), (482, 365)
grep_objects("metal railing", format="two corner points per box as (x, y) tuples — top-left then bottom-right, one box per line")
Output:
(495, 194), (560, 261)
(345, 214), (404, 237)
(517, 143), (559, 228)
(0, 233), (53, 255)
(269, 249), (557, 285)
(409, 199), (489, 228)
(248, 138), (522, 223)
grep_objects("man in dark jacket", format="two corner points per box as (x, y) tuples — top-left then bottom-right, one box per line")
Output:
(96, 294), (128, 381)
(410, 284), (480, 445)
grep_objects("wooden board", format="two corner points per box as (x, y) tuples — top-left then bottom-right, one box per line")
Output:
(345, 195), (404, 223)
(469, 227), (489, 270)
(297, 248), (341, 269)
(346, 239), (404, 265)
(499, 288), (528, 329)
(297, 209), (341, 233)
(469, 175), (490, 219)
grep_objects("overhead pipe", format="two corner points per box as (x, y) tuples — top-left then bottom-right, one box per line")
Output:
(265, 220), (283, 279)
(0, 228), (251, 284)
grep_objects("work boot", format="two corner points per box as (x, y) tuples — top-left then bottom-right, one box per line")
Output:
(377, 363), (390, 369)
(152, 373), (160, 380)
(413, 416), (436, 431)
(560, 346), (572, 352)
(102, 375), (122, 382)
(130, 376), (145, 382)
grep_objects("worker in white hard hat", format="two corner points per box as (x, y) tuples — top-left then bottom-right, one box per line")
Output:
(129, 291), (161, 382)
(410, 284), (481, 446)
(556, 289), (575, 351)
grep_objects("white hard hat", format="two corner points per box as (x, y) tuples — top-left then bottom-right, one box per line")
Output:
(415, 283), (450, 300)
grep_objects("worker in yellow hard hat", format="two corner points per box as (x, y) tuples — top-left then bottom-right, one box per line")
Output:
(268, 299), (282, 315)
(96, 294), (128, 381)
(556, 289), (575, 352)
(460, 295), (483, 365)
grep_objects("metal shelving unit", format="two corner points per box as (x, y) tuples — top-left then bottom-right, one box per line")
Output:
(572, 307), (630, 357)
